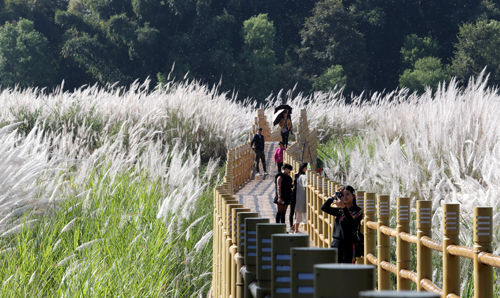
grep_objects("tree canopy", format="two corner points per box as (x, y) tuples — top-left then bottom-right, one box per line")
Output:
(0, 0), (499, 99)
(0, 18), (55, 88)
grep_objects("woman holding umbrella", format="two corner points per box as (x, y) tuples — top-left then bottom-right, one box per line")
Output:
(279, 111), (292, 148)
(273, 105), (293, 148)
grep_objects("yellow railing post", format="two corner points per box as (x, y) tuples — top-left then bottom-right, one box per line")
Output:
(322, 177), (330, 247)
(396, 197), (411, 290)
(442, 203), (460, 297)
(225, 236), (232, 298)
(306, 170), (312, 238)
(212, 187), (219, 298)
(364, 193), (376, 265)
(313, 173), (319, 246)
(416, 200), (432, 292)
(231, 207), (249, 298)
(221, 195), (238, 298)
(235, 147), (241, 189)
(236, 211), (258, 298)
(377, 194), (391, 290)
(317, 176), (324, 246)
(355, 190), (365, 264)
(316, 174), (323, 246)
(230, 244), (238, 297)
(327, 180), (334, 247)
(215, 187), (228, 298)
(474, 207), (493, 298)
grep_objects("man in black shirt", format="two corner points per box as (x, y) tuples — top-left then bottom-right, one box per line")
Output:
(250, 127), (267, 175)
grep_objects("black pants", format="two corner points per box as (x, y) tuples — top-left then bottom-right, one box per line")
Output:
(331, 239), (354, 264)
(255, 150), (266, 172)
(281, 131), (289, 148)
(289, 199), (296, 228)
(277, 162), (283, 173)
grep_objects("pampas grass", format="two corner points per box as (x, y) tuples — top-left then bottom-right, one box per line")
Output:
(310, 73), (500, 295)
(2, 70), (500, 296)
(0, 78), (251, 297)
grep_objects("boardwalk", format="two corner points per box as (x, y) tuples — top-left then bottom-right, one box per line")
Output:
(236, 141), (293, 226)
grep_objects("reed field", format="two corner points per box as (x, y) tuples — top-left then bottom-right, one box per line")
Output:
(2, 73), (500, 296)
(0, 79), (256, 297)
(312, 74), (500, 295)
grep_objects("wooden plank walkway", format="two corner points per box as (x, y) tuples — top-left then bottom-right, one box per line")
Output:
(236, 141), (292, 228)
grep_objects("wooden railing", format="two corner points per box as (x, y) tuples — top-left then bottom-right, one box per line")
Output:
(305, 173), (500, 298)
(211, 106), (500, 298)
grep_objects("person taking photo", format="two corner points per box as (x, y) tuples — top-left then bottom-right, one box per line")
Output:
(321, 185), (362, 263)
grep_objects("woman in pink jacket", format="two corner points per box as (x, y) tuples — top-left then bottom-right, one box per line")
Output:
(274, 141), (286, 173)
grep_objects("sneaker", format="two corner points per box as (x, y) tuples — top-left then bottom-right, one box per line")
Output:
(256, 172), (261, 176)
(264, 171), (268, 175)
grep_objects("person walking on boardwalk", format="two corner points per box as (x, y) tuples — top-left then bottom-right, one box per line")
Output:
(279, 110), (292, 148)
(273, 141), (286, 173)
(321, 185), (362, 263)
(291, 162), (308, 233)
(274, 163), (293, 224)
(251, 127), (267, 175)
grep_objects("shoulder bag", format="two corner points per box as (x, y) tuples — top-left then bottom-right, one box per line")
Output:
(354, 224), (364, 258)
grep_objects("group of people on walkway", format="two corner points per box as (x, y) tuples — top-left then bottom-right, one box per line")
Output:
(274, 162), (308, 233)
(273, 160), (362, 263)
(250, 107), (293, 176)
(250, 107), (363, 263)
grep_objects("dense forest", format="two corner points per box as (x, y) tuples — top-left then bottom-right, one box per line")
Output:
(0, 0), (500, 101)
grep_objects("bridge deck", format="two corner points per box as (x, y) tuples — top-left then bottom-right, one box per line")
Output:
(236, 141), (292, 229)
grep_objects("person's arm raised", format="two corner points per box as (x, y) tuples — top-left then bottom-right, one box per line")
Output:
(321, 197), (339, 216)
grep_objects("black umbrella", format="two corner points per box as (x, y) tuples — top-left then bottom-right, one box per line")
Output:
(274, 104), (292, 115)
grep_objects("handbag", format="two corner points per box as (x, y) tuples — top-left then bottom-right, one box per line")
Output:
(354, 224), (364, 258)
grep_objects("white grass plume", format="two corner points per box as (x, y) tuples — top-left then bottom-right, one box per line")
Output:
(60, 217), (78, 233)
(75, 239), (101, 252)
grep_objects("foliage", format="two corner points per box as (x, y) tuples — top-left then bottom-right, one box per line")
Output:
(241, 14), (277, 100)
(299, 0), (369, 93)
(1, 0), (500, 99)
(0, 18), (56, 88)
(399, 57), (450, 94)
(400, 34), (441, 70)
(451, 19), (500, 86)
(311, 65), (347, 92)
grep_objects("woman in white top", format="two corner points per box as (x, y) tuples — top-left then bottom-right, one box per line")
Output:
(292, 162), (308, 233)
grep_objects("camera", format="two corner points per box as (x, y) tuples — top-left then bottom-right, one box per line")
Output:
(335, 191), (342, 200)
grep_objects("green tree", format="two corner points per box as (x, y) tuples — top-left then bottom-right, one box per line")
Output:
(451, 19), (500, 85)
(0, 18), (56, 88)
(399, 57), (450, 94)
(400, 34), (440, 70)
(299, 0), (369, 93)
(311, 65), (346, 92)
(241, 13), (277, 100)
